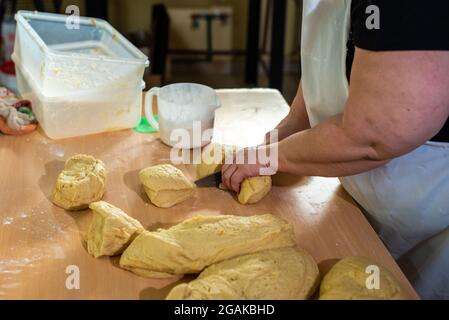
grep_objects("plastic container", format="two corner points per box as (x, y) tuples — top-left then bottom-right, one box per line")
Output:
(15, 59), (145, 139)
(144, 83), (221, 149)
(12, 11), (149, 139)
(14, 11), (148, 96)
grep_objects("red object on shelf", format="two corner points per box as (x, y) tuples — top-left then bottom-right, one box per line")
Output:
(0, 60), (16, 75)
(0, 60), (18, 93)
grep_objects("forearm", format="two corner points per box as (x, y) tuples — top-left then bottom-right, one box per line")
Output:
(276, 114), (388, 177)
(228, 50), (449, 188)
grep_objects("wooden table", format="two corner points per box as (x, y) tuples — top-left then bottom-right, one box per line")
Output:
(0, 89), (418, 299)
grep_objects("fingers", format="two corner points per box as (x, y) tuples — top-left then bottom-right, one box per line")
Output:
(222, 164), (258, 193)
(222, 164), (238, 192)
(230, 168), (245, 193)
(222, 148), (265, 193)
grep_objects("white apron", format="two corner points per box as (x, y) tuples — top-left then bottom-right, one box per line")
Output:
(301, 0), (449, 299)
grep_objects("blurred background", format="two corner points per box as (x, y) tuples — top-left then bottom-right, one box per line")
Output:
(0, 0), (303, 103)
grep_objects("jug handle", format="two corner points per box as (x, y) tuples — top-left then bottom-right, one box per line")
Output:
(144, 87), (160, 131)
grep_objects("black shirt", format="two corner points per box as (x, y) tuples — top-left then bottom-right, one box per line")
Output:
(347, 0), (449, 142)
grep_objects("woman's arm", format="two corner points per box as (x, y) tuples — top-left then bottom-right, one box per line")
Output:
(223, 49), (449, 192)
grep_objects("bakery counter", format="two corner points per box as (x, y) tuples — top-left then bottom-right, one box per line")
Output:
(0, 89), (418, 299)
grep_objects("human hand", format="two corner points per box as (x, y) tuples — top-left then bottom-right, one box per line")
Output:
(221, 146), (278, 193)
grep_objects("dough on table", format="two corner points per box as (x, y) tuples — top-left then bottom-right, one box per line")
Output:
(119, 214), (295, 278)
(319, 256), (408, 300)
(139, 164), (195, 208)
(166, 247), (319, 300)
(52, 154), (106, 211)
(237, 176), (272, 205)
(87, 201), (145, 258)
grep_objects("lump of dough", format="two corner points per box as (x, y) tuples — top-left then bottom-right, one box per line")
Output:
(166, 247), (319, 300)
(319, 256), (408, 300)
(139, 164), (195, 208)
(52, 154), (106, 211)
(87, 201), (145, 258)
(238, 176), (272, 205)
(196, 143), (236, 179)
(119, 214), (295, 278)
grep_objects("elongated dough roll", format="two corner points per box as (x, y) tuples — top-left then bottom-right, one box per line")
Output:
(87, 201), (144, 258)
(52, 154), (106, 211)
(119, 214), (295, 278)
(166, 247), (319, 300)
(139, 164), (195, 208)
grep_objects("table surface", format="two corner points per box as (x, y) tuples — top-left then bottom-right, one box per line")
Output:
(0, 89), (418, 299)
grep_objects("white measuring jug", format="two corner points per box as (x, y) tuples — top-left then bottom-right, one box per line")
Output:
(144, 83), (220, 149)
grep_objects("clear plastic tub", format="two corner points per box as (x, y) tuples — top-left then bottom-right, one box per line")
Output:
(14, 58), (144, 139)
(12, 11), (149, 139)
(13, 11), (148, 96)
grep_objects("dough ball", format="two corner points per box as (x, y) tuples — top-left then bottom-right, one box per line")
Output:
(238, 176), (272, 205)
(166, 247), (319, 300)
(319, 256), (408, 300)
(196, 143), (236, 179)
(119, 214), (295, 278)
(139, 164), (195, 208)
(87, 201), (145, 258)
(52, 154), (106, 211)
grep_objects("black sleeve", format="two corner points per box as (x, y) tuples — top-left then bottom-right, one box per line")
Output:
(351, 0), (449, 51)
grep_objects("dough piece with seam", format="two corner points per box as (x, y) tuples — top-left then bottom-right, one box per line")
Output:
(119, 214), (295, 278)
(139, 164), (195, 208)
(52, 154), (106, 211)
(87, 201), (145, 258)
